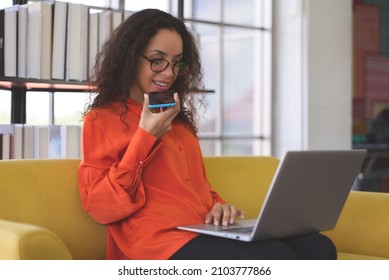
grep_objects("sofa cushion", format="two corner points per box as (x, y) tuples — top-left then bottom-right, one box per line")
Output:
(324, 191), (389, 259)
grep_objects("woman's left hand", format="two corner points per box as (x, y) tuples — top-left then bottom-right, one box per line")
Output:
(205, 203), (244, 226)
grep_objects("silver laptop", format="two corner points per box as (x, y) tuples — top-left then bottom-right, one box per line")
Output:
(177, 150), (367, 242)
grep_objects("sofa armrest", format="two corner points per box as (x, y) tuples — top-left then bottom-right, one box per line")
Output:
(323, 191), (389, 259)
(0, 219), (72, 260)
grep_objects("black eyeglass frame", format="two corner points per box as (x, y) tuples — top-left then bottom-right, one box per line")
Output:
(140, 54), (189, 76)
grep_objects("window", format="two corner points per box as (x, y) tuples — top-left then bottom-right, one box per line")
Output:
(24, 91), (89, 125)
(54, 92), (90, 125)
(26, 92), (50, 125)
(0, 90), (11, 124)
(184, 0), (272, 155)
(125, 0), (170, 12)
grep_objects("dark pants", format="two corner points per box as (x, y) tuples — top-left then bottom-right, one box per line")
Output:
(170, 233), (337, 260)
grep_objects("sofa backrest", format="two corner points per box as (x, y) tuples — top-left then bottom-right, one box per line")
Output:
(0, 156), (279, 259)
(0, 159), (106, 260)
(203, 156), (279, 219)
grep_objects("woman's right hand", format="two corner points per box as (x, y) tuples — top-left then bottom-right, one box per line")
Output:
(139, 92), (180, 139)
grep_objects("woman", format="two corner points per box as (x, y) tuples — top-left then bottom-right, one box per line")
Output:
(78, 9), (336, 260)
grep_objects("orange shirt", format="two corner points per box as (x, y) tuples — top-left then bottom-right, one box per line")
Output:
(78, 98), (225, 259)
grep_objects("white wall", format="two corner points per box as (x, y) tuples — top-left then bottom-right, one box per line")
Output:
(272, 0), (353, 158)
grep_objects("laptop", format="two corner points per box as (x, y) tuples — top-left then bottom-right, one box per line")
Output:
(177, 150), (367, 242)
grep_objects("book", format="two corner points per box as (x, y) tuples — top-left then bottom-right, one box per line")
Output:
(0, 125), (13, 160)
(33, 125), (49, 159)
(51, 1), (68, 80)
(112, 10), (123, 31)
(66, 3), (88, 81)
(11, 124), (24, 159)
(0, 9), (5, 77)
(1, 133), (11, 160)
(48, 125), (61, 158)
(365, 54), (389, 118)
(98, 9), (112, 53)
(40, 1), (54, 80)
(18, 4), (29, 78)
(28, 1), (54, 79)
(23, 124), (34, 159)
(88, 11), (99, 80)
(4, 5), (19, 77)
(353, 4), (380, 99)
(27, 5), (41, 79)
(61, 125), (80, 158)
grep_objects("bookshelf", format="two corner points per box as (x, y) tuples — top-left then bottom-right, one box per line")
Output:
(0, 77), (93, 123)
(1, 0), (213, 125)
(0, 0), (215, 160)
(0, 77), (92, 92)
(0, 0), (124, 159)
(0, 76), (214, 124)
(352, 1), (389, 142)
(352, 1), (389, 192)
(1, 0), (140, 124)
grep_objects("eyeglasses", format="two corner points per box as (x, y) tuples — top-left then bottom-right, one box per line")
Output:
(140, 54), (189, 76)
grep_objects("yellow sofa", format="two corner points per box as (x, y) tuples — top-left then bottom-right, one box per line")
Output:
(0, 157), (388, 260)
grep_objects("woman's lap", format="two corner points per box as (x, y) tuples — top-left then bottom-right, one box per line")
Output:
(169, 233), (336, 260)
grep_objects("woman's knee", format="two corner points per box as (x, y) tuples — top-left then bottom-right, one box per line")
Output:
(281, 233), (337, 260)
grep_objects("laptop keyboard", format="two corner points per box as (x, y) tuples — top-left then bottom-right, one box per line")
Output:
(220, 226), (254, 234)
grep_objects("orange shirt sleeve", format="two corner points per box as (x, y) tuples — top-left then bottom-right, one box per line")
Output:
(78, 112), (160, 224)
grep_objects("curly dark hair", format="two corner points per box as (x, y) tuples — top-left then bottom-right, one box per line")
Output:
(84, 9), (205, 135)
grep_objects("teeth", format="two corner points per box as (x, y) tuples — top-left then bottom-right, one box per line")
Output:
(154, 81), (168, 87)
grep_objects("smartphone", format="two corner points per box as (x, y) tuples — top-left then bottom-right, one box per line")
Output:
(148, 90), (176, 109)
